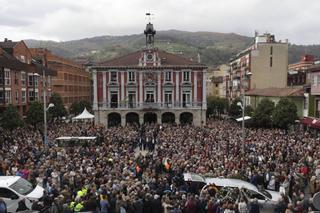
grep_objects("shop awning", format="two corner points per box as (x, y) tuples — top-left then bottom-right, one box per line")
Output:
(300, 117), (320, 129)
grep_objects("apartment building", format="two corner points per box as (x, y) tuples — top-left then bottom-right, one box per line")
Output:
(0, 39), (56, 115)
(30, 48), (91, 110)
(228, 33), (288, 99)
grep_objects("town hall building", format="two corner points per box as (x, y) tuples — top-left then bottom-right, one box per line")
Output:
(91, 22), (207, 127)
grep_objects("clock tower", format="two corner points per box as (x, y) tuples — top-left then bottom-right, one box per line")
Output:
(144, 22), (156, 48)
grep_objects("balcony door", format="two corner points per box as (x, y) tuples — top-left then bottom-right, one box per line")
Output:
(110, 92), (118, 108)
(145, 90), (155, 103)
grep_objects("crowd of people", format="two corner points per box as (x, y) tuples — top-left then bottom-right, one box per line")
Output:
(0, 119), (319, 213)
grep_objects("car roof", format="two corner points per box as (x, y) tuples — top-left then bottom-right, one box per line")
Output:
(56, 136), (97, 140)
(0, 176), (20, 187)
(183, 173), (206, 183)
(205, 177), (258, 191)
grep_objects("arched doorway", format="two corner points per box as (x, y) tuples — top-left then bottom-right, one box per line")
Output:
(108, 112), (121, 127)
(144, 112), (157, 124)
(180, 112), (193, 125)
(162, 112), (175, 124)
(126, 112), (139, 125)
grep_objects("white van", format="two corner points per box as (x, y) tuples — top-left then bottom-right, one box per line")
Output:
(0, 176), (44, 213)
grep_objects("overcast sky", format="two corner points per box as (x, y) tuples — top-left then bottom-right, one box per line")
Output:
(0, 0), (319, 44)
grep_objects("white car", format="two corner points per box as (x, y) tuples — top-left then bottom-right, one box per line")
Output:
(0, 176), (44, 213)
(204, 177), (282, 209)
(183, 173), (284, 210)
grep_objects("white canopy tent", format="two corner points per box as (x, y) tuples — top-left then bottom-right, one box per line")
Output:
(236, 116), (251, 122)
(72, 108), (94, 121)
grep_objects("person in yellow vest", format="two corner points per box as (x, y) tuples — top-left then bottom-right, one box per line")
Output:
(69, 199), (85, 212)
(74, 202), (84, 212)
(81, 186), (88, 196)
(69, 201), (76, 211)
(76, 185), (88, 199)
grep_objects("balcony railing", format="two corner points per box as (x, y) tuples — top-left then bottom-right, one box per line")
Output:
(95, 101), (205, 109)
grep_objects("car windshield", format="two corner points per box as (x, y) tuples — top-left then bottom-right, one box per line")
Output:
(9, 178), (34, 195)
(259, 189), (272, 199)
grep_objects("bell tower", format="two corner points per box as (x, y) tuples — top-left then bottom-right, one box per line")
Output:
(144, 13), (156, 48)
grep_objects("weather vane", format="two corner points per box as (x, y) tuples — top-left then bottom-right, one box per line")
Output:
(145, 13), (154, 22)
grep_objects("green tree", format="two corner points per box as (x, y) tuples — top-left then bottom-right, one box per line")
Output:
(229, 98), (242, 117)
(244, 105), (254, 117)
(26, 101), (44, 128)
(1, 105), (24, 130)
(207, 96), (218, 117)
(272, 98), (298, 129)
(48, 93), (67, 119)
(216, 97), (229, 116)
(207, 96), (229, 118)
(70, 100), (92, 116)
(252, 98), (275, 127)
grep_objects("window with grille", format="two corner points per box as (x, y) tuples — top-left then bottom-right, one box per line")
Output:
(5, 90), (11, 103)
(165, 71), (171, 82)
(128, 71), (135, 82)
(164, 91), (172, 105)
(21, 91), (26, 103)
(182, 92), (191, 107)
(4, 69), (11, 85)
(21, 72), (26, 86)
(183, 71), (190, 82)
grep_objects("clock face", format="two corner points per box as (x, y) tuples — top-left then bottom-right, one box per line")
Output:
(146, 54), (153, 61)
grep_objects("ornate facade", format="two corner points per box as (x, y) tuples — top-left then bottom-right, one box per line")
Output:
(91, 23), (207, 127)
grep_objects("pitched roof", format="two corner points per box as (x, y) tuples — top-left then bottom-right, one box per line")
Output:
(96, 49), (206, 68)
(0, 47), (31, 70)
(245, 87), (304, 97)
(0, 41), (18, 49)
(0, 47), (57, 76)
(309, 64), (320, 72)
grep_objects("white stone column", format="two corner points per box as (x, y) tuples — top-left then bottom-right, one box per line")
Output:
(120, 71), (125, 107)
(202, 69), (207, 109)
(175, 71), (180, 107)
(194, 71), (197, 106)
(139, 113), (144, 125)
(93, 70), (98, 110)
(102, 72), (107, 107)
(107, 72), (110, 106)
(121, 113), (126, 127)
(157, 72), (161, 104)
(175, 113), (180, 125)
(157, 112), (162, 124)
(139, 72), (143, 107)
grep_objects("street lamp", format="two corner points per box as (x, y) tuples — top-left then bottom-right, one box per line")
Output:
(32, 60), (53, 147)
(237, 101), (245, 142)
(237, 71), (252, 143)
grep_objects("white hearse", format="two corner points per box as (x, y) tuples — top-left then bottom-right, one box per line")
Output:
(184, 173), (284, 209)
(0, 176), (44, 213)
(204, 177), (282, 208)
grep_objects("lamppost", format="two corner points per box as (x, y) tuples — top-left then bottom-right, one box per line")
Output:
(237, 72), (251, 143)
(32, 60), (54, 146)
(237, 101), (245, 142)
